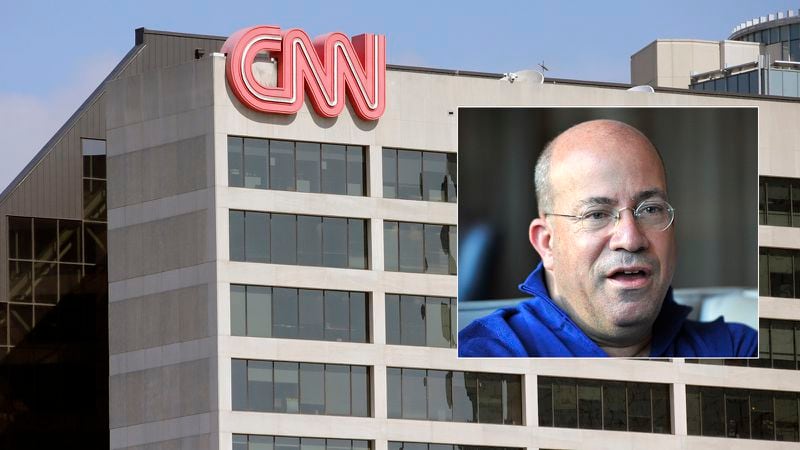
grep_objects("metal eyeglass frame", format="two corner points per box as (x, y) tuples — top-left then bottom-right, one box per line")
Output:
(544, 200), (676, 232)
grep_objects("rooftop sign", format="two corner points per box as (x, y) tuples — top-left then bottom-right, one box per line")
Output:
(222, 25), (386, 120)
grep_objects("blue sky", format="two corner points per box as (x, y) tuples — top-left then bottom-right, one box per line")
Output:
(0, 0), (795, 189)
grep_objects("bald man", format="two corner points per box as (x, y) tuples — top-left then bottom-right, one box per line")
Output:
(458, 120), (757, 357)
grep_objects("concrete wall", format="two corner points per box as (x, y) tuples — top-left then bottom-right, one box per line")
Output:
(106, 54), (218, 450)
(632, 39), (759, 89)
(720, 40), (761, 68)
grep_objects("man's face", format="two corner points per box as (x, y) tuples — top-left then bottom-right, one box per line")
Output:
(543, 126), (676, 346)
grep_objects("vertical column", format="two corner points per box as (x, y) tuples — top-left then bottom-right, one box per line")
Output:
(526, 371), (538, 429)
(367, 144), (383, 199)
(672, 381), (688, 436)
(373, 364), (388, 420)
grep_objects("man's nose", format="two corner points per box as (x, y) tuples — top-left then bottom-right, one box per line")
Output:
(609, 209), (649, 252)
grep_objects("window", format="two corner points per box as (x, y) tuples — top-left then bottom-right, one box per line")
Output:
(228, 136), (366, 196)
(82, 138), (107, 222)
(6, 214), (107, 350)
(387, 367), (522, 425)
(389, 442), (521, 450)
(760, 177), (800, 227)
(687, 319), (800, 370)
(538, 376), (671, 434)
(385, 295), (456, 348)
(232, 359), (370, 416)
(687, 385), (800, 442)
(229, 211), (368, 269)
(383, 221), (456, 275)
(383, 148), (456, 202)
(231, 285), (369, 343)
(760, 247), (800, 298)
(234, 435), (371, 450)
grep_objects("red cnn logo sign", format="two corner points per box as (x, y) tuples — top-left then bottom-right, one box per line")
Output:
(222, 26), (386, 121)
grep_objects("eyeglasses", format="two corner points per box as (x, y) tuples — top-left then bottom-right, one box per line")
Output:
(545, 199), (675, 233)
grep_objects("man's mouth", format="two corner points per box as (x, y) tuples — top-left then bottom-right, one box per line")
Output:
(606, 266), (652, 288)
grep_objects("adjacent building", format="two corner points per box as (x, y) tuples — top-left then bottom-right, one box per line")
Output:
(0, 12), (799, 450)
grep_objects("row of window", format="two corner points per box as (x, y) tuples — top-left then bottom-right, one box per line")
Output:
(228, 137), (366, 195)
(232, 360), (522, 425)
(690, 70), (759, 95)
(759, 247), (800, 298)
(229, 211), (368, 269)
(231, 360), (370, 416)
(229, 212), (457, 275)
(227, 136), (457, 203)
(232, 437), (517, 450)
(689, 319), (800, 370)
(760, 177), (800, 227)
(537, 376), (671, 434)
(231, 286), (456, 349)
(383, 222), (457, 275)
(389, 443), (518, 450)
(228, 366), (800, 442)
(231, 285), (368, 343)
(233, 435), (369, 450)
(738, 24), (800, 60)
(387, 368), (522, 425)
(687, 385), (800, 441)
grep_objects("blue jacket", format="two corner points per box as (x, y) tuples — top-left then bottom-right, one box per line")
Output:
(458, 263), (758, 357)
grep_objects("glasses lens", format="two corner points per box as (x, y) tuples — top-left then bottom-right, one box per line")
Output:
(635, 201), (673, 231)
(580, 208), (616, 231)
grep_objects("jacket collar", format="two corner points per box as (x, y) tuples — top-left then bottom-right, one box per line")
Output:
(518, 262), (691, 357)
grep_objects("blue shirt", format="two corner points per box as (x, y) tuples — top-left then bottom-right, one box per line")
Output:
(458, 263), (757, 357)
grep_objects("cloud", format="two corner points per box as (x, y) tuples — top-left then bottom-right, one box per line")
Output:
(0, 52), (120, 192)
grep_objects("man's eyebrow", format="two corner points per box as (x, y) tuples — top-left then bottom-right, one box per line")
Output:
(634, 189), (668, 203)
(576, 189), (668, 208)
(577, 197), (616, 207)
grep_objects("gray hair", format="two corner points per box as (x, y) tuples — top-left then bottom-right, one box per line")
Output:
(533, 139), (556, 216)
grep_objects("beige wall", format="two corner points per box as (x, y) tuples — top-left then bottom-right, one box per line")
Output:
(631, 39), (760, 89)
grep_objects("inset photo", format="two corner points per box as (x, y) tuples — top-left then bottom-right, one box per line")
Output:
(457, 107), (758, 358)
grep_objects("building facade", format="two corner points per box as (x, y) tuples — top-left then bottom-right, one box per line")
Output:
(0, 19), (799, 450)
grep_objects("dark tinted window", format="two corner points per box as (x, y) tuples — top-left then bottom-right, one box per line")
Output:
(539, 376), (671, 434)
(323, 217), (348, 268)
(231, 285), (368, 343)
(270, 140), (295, 191)
(233, 359), (369, 416)
(297, 216), (322, 266)
(385, 221), (457, 275)
(230, 136), (366, 196)
(296, 142), (321, 192)
(230, 211), (368, 269)
(244, 138), (268, 189)
(228, 136), (244, 187)
(271, 214), (297, 265)
(389, 368), (521, 425)
(322, 144), (347, 195)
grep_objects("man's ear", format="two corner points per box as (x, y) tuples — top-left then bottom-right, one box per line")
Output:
(529, 217), (555, 270)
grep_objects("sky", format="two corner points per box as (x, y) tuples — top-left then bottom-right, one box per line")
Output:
(0, 0), (796, 191)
